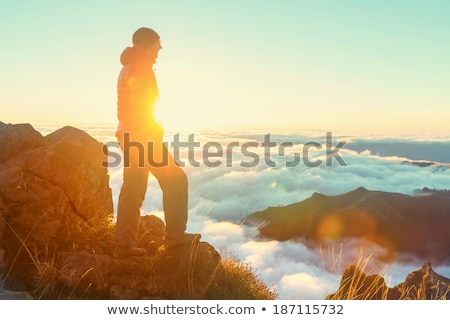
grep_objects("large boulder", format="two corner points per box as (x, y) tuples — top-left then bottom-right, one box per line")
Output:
(57, 217), (222, 299)
(0, 122), (44, 163)
(0, 122), (113, 287)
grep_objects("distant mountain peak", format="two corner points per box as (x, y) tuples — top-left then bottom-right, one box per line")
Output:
(248, 188), (450, 263)
(327, 261), (450, 300)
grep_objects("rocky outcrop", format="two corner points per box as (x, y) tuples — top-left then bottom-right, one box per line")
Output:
(247, 187), (450, 263)
(0, 122), (113, 283)
(327, 262), (450, 300)
(56, 216), (222, 299)
(0, 122), (224, 299)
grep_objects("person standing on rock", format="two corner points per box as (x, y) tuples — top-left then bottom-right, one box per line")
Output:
(113, 27), (200, 258)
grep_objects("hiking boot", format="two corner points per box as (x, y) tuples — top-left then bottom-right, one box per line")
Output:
(163, 233), (201, 249)
(113, 246), (146, 258)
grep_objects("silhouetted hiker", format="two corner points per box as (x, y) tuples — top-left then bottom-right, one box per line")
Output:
(113, 27), (200, 258)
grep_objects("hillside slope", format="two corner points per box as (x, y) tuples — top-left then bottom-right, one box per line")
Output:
(247, 187), (450, 262)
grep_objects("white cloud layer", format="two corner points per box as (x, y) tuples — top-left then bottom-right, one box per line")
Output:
(101, 128), (450, 299)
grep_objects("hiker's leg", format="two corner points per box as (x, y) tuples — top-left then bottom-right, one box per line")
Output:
(148, 142), (188, 238)
(115, 134), (149, 247)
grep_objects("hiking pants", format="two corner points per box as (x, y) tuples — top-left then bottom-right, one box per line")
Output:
(115, 132), (188, 246)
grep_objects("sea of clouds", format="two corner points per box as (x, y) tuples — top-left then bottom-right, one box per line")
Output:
(54, 125), (450, 299)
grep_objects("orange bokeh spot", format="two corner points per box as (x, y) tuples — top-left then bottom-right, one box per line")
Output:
(316, 209), (378, 240)
(317, 214), (343, 239)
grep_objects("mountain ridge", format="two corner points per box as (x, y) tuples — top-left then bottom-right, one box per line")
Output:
(246, 186), (450, 263)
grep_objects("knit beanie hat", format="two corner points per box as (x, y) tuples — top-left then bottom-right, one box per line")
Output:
(132, 27), (160, 48)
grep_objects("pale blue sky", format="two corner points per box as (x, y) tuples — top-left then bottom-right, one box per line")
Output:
(1, 0), (449, 133)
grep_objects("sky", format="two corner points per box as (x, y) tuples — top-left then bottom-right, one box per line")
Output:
(1, 0), (449, 133)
